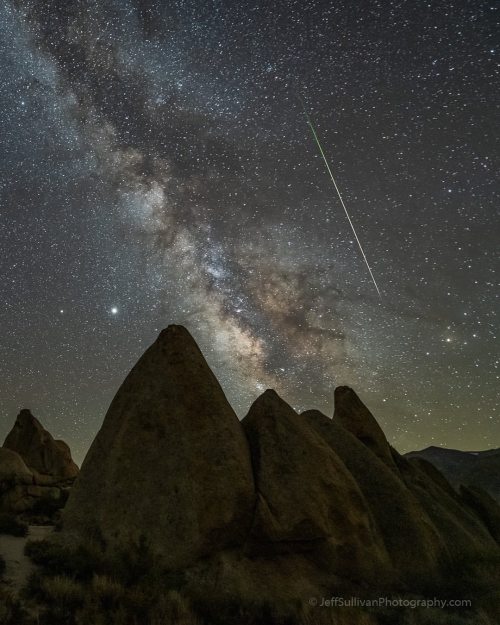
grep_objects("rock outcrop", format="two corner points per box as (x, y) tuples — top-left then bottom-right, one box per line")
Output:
(242, 390), (390, 582)
(62, 325), (255, 568)
(333, 386), (395, 468)
(52, 326), (500, 625)
(460, 484), (500, 544)
(303, 408), (446, 586)
(0, 448), (33, 484)
(1, 412), (78, 518)
(3, 409), (79, 480)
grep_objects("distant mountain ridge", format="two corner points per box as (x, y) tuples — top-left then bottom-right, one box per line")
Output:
(405, 446), (500, 503)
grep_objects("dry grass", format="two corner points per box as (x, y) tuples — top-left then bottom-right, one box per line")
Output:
(40, 575), (86, 607)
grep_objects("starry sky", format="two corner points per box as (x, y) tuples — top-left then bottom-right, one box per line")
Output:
(0, 0), (498, 465)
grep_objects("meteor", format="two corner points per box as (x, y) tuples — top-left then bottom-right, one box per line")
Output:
(299, 98), (382, 299)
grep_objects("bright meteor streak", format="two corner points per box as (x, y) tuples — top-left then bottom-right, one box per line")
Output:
(299, 101), (382, 299)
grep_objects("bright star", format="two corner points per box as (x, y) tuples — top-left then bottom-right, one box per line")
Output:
(111, 307), (118, 315)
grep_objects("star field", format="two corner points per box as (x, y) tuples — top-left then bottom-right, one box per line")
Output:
(0, 0), (498, 464)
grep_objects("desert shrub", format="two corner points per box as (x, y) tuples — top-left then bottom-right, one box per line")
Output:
(391, 608), (491, 625)
(41, 575), (86, 607)
(0, 587), (32, 625)
(30, 489), (68, 517)
(25, 574), (85, 625)
(22, 536), (194, 625)
(24, 539), (103, 580)
(190, 593), (304, 625)
(0, 513), (28, 537)
(75, 602), (130, 625)
(149, 590), (203, 625)
(91, 575), (126, 609)
(108, 535), (164, 586)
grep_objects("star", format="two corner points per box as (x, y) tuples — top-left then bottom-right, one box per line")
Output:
(0, 0), (497, 463)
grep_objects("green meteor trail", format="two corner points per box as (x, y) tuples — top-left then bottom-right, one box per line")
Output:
(299, 100), (382, 299)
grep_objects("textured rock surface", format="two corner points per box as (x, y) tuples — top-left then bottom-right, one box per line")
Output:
(303, 408), (446, 585)
(62, 325), (255, 568)
(0, 448), (33, 484)
(50, 326), (500, 624)
(242, 390), (391, 582)
(3, 410), (79, 480)
(460, 484), (500, 544)
(333, 386), (396, 468)
(395, 450), (498, 564)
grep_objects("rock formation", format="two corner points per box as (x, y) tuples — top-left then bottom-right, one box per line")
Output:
(62, 325), (255, 568)
(52, 325), (500, 624)
(1, 411), (78, 518)
(0, 448), (33, 484)
(242, 390), (390, 583)
(3, 409), (79, 480)
(333, 386), (395, 468)
(303, 408), (446, 586)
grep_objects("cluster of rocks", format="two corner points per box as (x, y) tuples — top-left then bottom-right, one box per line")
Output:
(0, 409), (79, 521)
(60, 326), (500, 621)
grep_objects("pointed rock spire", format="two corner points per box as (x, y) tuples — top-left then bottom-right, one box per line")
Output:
(242, 389), (390, 580)
(333, 386), (395, 467)
(62, 325), (255, 568)
(3, 409), (79, 480)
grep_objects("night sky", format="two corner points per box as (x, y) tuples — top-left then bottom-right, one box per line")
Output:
(1, 0), (498, 464)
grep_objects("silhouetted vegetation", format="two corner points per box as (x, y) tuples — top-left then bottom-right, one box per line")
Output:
(0, 513), (28, 537)
(13, 536), (499, 625)
(30, 489), (69, 518)
(0, 588), (29, 625)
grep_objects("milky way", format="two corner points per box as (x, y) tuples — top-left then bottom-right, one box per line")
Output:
(0, 0), (498, 463)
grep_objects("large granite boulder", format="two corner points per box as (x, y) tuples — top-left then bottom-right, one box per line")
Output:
(303, 408), (446, 587)
(0, 448), (33, 484)
(242, 390), (391, 582)
(0, 447), (68, 516)
(333, 386), (396, 468)
(62, 325), (255, 568)
(3, 409), (79, 480)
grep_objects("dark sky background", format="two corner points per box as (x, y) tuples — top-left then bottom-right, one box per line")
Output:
(0, 0), (498, 465)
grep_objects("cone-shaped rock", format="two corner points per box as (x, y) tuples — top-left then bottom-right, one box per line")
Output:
(62, 325), (255, 568)
(3, 409), (79, 480)
(243, 390), (390, 581)
(303, 408), (445, 585)
(333, 386), (395, 467)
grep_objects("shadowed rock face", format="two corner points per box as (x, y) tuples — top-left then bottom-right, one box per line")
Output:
(459, 485), (500, 544)
(0, 448), (33, 483)
(0, 420), (76, 516)
(243, 390), (391, 583)
(62, 325), (255, 568)
(3, 410), (79, 480)
(405, 446), (500, 503)
(333, 386), (396, 468)
(302, 408), (446, 586)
